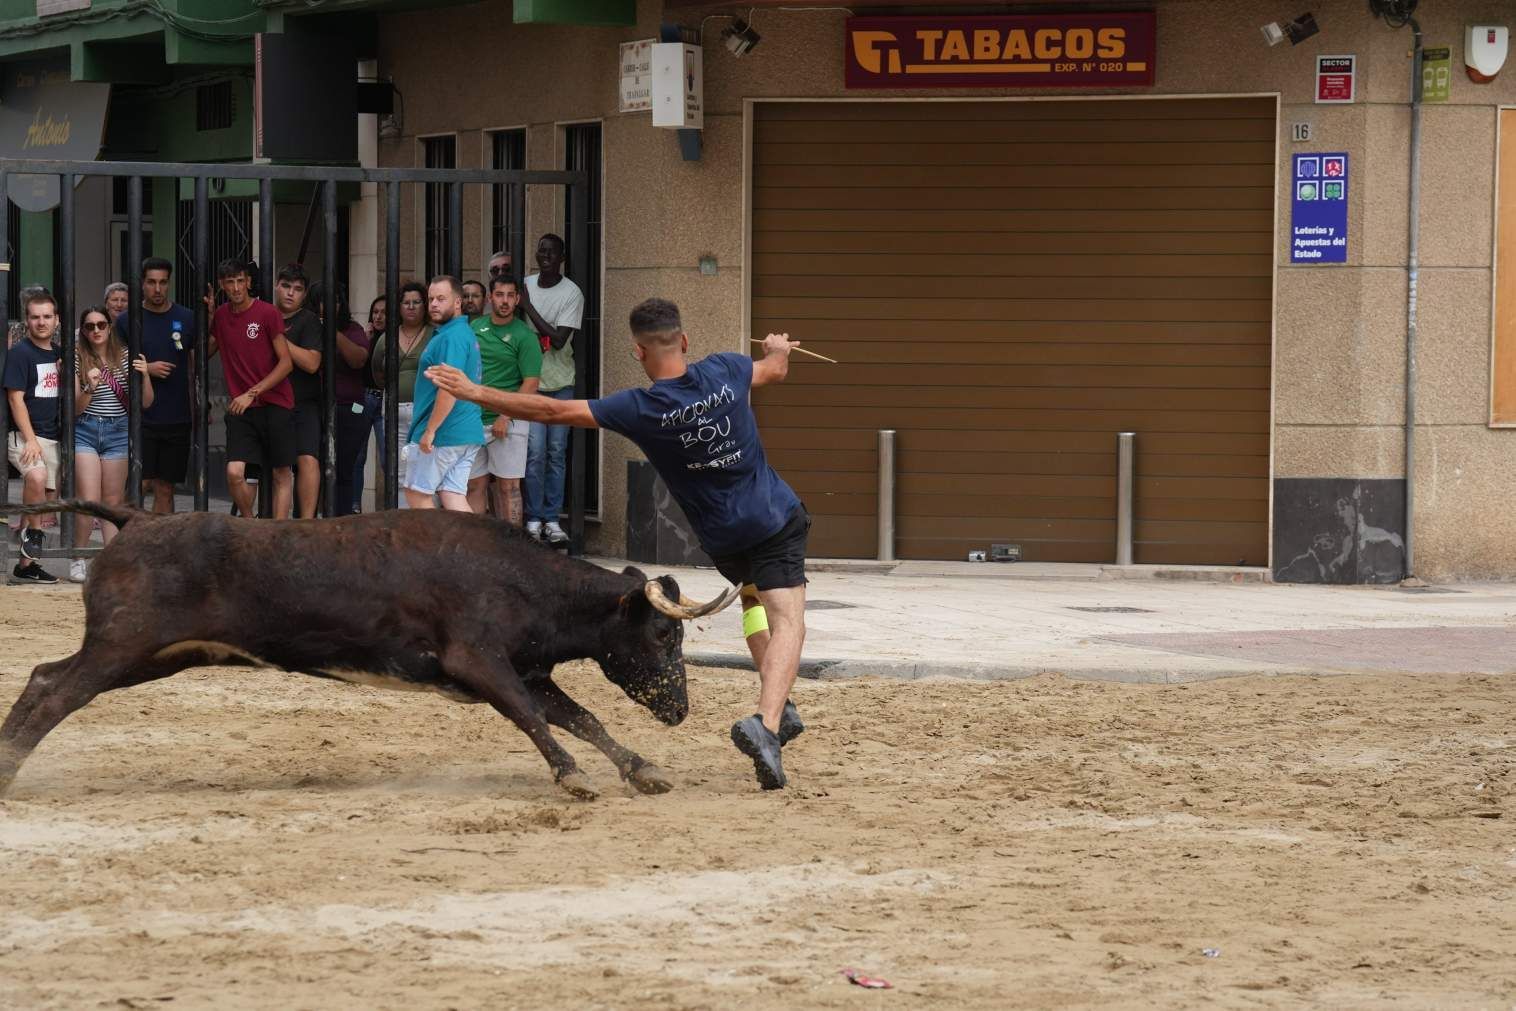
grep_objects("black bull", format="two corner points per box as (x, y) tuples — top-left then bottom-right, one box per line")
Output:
(0, 502), (739, 800)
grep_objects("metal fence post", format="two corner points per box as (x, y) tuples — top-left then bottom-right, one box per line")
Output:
(126, 174), (143, 506)
(446, 181), (462, 280)
(1116, 431), (1135, 566)
(320, 179), (338, 516)
(877, 429), (896, 562)
(58, 172), (76, 501)
(257, 178), (275, 517)
(193, 175), (210, 512)
(567, 178), (589, 557)
(383, 180), (400, 510)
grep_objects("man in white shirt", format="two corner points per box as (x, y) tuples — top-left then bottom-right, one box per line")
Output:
(518, 233), (585, 546)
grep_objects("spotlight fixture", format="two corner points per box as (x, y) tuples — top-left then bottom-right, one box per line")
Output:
(1261, 11), (1320, 47)
(721, 18), (760, 57)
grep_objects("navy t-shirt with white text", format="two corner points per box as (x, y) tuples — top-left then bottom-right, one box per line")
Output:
(589, 352), (801, 557)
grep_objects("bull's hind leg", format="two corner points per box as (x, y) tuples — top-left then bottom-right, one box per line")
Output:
(0, 642), (202, 794)
(0, 650), (130, 793)
(527, 677), (674, 795)
(441, 644), (600, 800)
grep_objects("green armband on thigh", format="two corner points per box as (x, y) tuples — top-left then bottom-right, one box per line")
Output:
(742, 604), (769, 637)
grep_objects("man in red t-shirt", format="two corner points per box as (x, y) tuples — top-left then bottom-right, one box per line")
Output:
(206, 258), (296, 519)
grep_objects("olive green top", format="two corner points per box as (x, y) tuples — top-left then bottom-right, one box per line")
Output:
(369, 324), (434, 402)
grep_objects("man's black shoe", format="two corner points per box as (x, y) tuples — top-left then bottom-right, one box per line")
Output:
(13, 561), (58, 584)
(730, 714), (786, 790)
(778, 699), (805, 746)
(19, 528), (44, 561)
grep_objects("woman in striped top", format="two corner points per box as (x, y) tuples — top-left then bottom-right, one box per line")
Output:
(71, 305), (153, 581)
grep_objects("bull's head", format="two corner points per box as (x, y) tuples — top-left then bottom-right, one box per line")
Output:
(600, 567), (742, 726)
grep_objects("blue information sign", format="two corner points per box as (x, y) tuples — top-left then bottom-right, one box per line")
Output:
(1291, 153), (1348, 264)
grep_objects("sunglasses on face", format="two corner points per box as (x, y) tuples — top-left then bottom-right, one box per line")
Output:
(489, 265), (510, 276)
(83, 320), (110, 332)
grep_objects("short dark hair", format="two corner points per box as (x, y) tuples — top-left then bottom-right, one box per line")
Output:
(276, 263), (309, 287)
(309, 281), (351, 326)
(23, 289), (57, 314)
(539, 233), (565, 255)
(462, 279), (486, 294)
(216, 257), (248, 280)
(141, 256), (173, 279)
(629, 298), (682, 338)
(398, 281), (427, 305)
(489, 274), (519, 293)
(429, 275), (461, 297)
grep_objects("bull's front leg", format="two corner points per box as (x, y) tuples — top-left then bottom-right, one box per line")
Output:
(527, 677), (675, 795)
(440, 644), (599, 800)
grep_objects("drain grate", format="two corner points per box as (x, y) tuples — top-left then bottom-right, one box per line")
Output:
(1068, 606), (1154, 614)
(807, 600), (857, 610)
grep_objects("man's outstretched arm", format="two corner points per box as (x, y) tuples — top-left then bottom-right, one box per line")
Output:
(426, 364), (599, 429)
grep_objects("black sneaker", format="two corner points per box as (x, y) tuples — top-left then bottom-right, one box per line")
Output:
(19, 528), (44, 561)
(13, 561), (58, 584)
(778, 700), (805, 746)
(730, 714), (786, 790)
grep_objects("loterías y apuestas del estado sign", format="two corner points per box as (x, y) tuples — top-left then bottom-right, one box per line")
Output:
(845, 12), (1156, 89)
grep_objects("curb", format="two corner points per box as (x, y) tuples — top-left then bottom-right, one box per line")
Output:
(684, 651), (1329, 685)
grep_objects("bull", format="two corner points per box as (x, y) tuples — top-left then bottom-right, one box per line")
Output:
(0, 501), (738, 800)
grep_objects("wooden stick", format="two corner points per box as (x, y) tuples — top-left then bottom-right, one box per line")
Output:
(749, 339), (839, 364)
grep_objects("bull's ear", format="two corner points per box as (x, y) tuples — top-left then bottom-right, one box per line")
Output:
(621, 565), (648, 581)
(618, 585), (650, 617)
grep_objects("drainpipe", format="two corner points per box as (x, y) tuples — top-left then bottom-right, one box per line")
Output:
(1403, 18), (1423, 581)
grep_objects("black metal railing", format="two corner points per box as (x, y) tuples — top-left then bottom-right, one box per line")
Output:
(0, 158), (591, 555)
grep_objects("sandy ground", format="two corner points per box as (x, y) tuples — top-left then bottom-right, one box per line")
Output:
(0, 587), (1513, 1009)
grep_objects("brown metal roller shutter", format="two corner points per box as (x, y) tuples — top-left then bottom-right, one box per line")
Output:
(751, 97), (1275, 564)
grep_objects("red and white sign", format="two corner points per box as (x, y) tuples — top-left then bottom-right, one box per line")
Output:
(1316, 55), (1355, 103)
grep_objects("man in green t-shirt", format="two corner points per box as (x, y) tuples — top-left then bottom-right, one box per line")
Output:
(467, 275), (542, 523)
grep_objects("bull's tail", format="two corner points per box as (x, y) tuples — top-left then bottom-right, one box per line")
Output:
(5, 499), (144, 530)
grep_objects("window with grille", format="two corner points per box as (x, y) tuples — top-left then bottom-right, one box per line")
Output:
(488, 128), (526, 267)
(196, 81), (234, 132)
(422, 135), (456, 280)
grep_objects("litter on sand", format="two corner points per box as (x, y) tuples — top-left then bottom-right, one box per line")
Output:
(1201, 948), (1222, 958)
(842, 968), (893, 989)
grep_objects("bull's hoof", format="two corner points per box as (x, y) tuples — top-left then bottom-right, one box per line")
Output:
(556, 770), (599, 800)
(626, 763), (675, 795)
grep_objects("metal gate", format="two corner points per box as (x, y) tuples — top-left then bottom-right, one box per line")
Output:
(0, 158), (592, 557)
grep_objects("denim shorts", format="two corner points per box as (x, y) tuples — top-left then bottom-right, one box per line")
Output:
(75, 413), (129, 461)
(403, 441), (479, 497)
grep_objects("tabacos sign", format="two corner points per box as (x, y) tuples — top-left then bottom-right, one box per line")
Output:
(845, 13), (1156, 89)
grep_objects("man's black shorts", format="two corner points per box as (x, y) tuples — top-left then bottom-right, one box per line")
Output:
(711, 509), (810, 591)
(291, 401), (322, 459)
(226, 404), (296, 470)
(141, 423), (190, 484)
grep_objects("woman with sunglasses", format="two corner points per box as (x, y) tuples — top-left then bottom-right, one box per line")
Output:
(368, 281), (432, 504)
(71, 305), (153, 582)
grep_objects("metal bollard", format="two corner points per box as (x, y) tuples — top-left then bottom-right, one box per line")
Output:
(1116, 432), (1135, 565)
(878, 429), (896, 562)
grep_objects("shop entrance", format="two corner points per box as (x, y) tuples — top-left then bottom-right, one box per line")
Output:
(749, 96), (1276, 564)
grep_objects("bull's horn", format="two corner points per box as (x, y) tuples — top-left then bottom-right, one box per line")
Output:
(645, 580), (742, 620)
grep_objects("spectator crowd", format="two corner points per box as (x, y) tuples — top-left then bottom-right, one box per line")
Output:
(3, 232), (585, 584)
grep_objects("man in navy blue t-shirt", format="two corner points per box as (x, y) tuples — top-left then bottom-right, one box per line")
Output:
(428, 297), (807, 790)
(118, 257), (196, 514)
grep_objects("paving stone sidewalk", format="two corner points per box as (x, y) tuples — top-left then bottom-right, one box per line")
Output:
(601, 558), (1516, 684)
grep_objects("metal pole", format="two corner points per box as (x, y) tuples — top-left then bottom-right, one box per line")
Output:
(193, 176), (210, 511)
(567, 178), (589, 556)
(58, 172), (75, 501)
(257, 178), (274, 518)
(126, 174), (143, 506)
(877, 429), (895, 562)
(446, 180), (462, 280)
(509, 182), (526, 280)
(1404, 18), (1424, 581)
(0, 171), (7, 513)
(320, 179), (338, 516)
(383, 180), (400, 510)
(1116, 431), (1135, 566)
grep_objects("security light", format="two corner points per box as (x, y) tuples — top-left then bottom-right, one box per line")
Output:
(1262, 12), (1319, 46)
(722, 19), (760, 57)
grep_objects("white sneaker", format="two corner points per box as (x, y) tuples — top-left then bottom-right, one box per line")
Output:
(543, 522), (570, 545)
(525, 521), (543, 540)
(69, 559), (88, 584)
